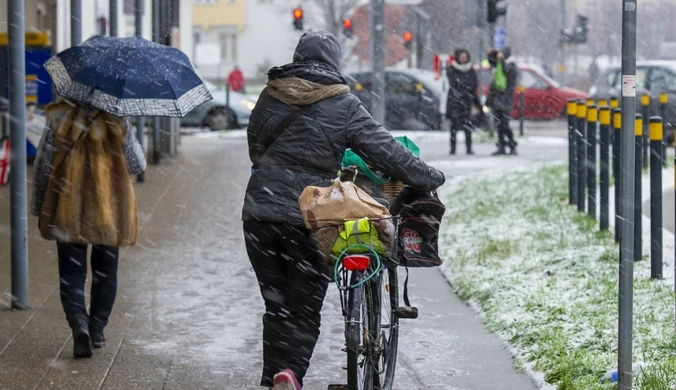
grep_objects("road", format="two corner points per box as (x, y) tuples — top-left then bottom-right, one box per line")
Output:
(0, 121), (567, 389)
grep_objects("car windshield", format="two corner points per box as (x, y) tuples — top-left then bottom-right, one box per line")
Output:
(536, 71), (560, 88)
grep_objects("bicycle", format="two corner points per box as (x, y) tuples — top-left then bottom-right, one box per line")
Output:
(326, 222), (418, 390)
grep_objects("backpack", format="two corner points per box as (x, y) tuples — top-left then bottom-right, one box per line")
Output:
(390, 186), (446, 268)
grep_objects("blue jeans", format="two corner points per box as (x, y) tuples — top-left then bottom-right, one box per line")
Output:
(57, 243), (119, 328)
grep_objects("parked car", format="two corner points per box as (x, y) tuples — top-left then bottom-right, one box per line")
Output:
(590, 60), (676, 143)
(346, 69), (445, 130)
(477, 65), (587, 119)
(181, 81), (258, 130)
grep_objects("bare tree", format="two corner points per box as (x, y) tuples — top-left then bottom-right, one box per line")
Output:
(306, 0), (361, 36)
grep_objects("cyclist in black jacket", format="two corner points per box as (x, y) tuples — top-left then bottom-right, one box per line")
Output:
(242, 31), (445, 390)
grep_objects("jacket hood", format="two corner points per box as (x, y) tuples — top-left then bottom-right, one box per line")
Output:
(451, 61), (473, 72)
(266, 78), (350, 106)
(293, 31), (343, 72)
(454, 49), (471, 62)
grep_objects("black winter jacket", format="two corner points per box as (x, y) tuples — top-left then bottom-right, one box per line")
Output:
(487, 60), (519, 113)
(242, 31), (445, 226)
(446, 62), (479, 121)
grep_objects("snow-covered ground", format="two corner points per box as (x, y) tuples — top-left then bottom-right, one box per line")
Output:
(439, 163), (676, 389)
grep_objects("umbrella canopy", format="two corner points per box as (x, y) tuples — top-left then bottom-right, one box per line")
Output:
(44, 36), (212, 117)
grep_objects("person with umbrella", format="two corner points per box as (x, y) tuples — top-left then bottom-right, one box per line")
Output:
(31, 36), (211, 358)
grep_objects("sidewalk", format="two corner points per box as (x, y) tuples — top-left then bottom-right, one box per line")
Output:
(0, 135), (537, 389)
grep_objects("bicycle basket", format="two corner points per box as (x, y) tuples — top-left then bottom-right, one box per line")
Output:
(312, 217), (397, 265)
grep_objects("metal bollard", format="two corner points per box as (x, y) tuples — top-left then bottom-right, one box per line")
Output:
(660, 93), (669, 168)
(568, 99), (578, 205)
(577, 101), (587, 213)
(586, 98), (595, 107)
(610, 96), (620, 109)
(635, 114), (643, 261)
(650, 116), (663, 278)
(587, 105), (598, 219)
(614, 108), (622, 242)
(519, 86), (525, 136)
(600, 107), (611, 230)
(641, 94), (650, 169)
(599, 99), (609, 108)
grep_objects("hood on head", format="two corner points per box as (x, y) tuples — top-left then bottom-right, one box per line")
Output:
(502, 47), (512, 60)
(454, 49), (471, 63)
(293, 31), (343, 71)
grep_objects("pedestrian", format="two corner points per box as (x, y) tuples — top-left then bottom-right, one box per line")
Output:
(486, 47), (519, 155)
(242, 31), (445, 390)
(228, 65), (246, 93)
(31, 99), (146, 358)
(446, 48), (479, 155)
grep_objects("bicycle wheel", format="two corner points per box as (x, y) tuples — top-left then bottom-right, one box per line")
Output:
(369, 266), (399, 390)
(346, 272), (374, 390)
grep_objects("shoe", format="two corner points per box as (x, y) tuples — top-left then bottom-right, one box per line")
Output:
(272, 369), (301, 390)
(68, 316), (93, 358)
(449, 150), (456, 155)
(467, 150), (475, 155)
(492, 148), (506, 156)
(509, 148), (518, 155)
(90, 327), (106, 348)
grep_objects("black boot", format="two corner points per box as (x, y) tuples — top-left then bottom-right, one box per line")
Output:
(509, 141), (518, 155)
(492, 147), (506, 156)
(69, 316), (93, 358)
(90, 326), (106, 348)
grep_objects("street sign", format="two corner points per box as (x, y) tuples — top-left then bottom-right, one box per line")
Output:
(494, 26), (506, 50)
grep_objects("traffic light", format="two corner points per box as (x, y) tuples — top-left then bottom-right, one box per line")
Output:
(573, 14), (588, 44)
(343, 18), (353, 38)
(487, 0), (507, 24)
(293, 7), (303, 31)
(403, 31), (413, 50)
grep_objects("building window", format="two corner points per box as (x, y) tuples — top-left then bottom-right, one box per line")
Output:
(195, 0), (220, 5)
(218, 32), (238, 62)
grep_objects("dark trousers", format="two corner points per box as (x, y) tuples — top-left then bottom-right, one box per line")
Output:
(57, 243), (119, 329)
(494, 110), (516, 150)
(450, 119), (472, 153)
(243, 221), (331, 388)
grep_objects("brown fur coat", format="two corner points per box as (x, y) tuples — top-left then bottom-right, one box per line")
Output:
(38, 101), (138, 247)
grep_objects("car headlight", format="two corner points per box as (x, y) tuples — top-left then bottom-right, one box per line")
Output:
(241, 99), (256, 112)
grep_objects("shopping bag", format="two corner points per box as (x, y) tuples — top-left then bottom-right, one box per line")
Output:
(298, 179), (390, 229)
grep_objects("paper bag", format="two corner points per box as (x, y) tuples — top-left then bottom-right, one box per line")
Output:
(298, 180), (390, 229)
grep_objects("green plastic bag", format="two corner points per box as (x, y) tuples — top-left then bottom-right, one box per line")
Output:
(493, 60), (507, 92)
(342, 136), (420, 185)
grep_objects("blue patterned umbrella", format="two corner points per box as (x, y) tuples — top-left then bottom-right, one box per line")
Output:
(44, 35), (212, 117)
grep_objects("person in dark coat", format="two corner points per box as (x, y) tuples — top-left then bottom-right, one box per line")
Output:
(486, 47), (519, 155)
(446, 49), (479, 155)
(242, 31), (445, 390)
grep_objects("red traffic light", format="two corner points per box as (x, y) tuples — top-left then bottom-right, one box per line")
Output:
(343, 18), (353, 29)
(293, 8), (303, 20)
(403, 31), (413, 42)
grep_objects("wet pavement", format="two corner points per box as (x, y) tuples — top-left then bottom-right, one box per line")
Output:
(0, 125), (567, 389)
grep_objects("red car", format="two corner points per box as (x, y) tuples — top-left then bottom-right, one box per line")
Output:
(478, 65), (587, 119)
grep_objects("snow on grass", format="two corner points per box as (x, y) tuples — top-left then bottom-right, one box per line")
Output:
(439, 164), (676, 389)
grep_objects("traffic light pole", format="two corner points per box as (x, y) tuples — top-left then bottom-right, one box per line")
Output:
(618, 1), (637, 388)
(370, 0), (386, 125)
(559, 0), (566, 86)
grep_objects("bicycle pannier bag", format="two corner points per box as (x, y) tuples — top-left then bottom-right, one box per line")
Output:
(390, 186), (446, 267)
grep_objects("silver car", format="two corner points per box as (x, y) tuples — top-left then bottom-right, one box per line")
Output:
(590, 60), (676, 142)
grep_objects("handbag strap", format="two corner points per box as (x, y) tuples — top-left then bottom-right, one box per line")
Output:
(252, 105), (308, 169)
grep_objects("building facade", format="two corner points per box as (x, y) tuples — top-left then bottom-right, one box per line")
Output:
(192, 0), (303, 84)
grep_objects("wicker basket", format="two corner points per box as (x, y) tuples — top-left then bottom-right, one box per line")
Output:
(383, 180), (405, 203)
